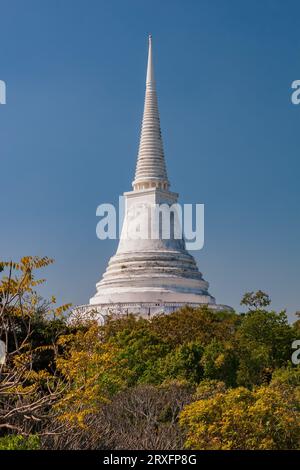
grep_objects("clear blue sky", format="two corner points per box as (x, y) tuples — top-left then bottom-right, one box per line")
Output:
(1, 0), (299, 320)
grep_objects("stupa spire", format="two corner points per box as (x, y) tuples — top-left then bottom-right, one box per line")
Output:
(133, 35), (169, 191)
(146, 34), (155, 84)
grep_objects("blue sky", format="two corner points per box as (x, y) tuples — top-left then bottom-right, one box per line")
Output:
(1, 0), (299, 320)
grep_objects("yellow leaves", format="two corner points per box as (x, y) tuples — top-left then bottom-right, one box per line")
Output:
(56, 335), (72, 347)
(31, 295), (38, 306)
(20, 256), (54, 270)
(54, 324), (127, 427)
(180, 378), (300, 450)
(12, 350), (33, 368)
(4, 382), (37, 396)
(1, 256), (54, 285)
(1, 257), (48, 301)
(1, 256), (71, 324)
(30, 278), (46, 287)
(214, 353), (225, 368)
(54, 303), (72, 316)
(0, 261), (20, 271)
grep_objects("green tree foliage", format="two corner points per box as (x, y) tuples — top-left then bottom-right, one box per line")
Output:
(101, 308), (240, 387)
(104, 319), (169, 386)
(236, 309), (295, 387)
(241, 290), (271, 310)
(150, 307), (240, 347)
(201, 339), (238, 386)
(156, 341), (204, 384)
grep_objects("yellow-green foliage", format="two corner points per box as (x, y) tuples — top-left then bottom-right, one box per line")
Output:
(1, 261), (299, 451)
(55, 323), (127, 426)
(0, 257), (71, 434)
(180, 370), (300, 450)
(0, 435), (40, 450)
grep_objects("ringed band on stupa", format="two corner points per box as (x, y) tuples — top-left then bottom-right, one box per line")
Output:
(74, 35), (230, 322)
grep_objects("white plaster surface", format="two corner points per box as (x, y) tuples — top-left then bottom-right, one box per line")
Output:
(79, 36), (230, 320)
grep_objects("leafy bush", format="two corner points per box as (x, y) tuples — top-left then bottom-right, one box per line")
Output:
(180, 369), (300, 450)
(0, 435), (40, 450)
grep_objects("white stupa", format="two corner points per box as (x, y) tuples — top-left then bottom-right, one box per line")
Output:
(74, 36), (230, 322)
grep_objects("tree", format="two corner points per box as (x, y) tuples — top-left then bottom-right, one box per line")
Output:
(43, 381), (194, 450)
(150, 307), (239, 348)
(104, 318), (170, 386)
(201, 339), (238, 387)
(0, 257), (70, 435)
(101, 308), (240, 387)
(293, 311), (300, 335)
(157, 341), (204, 384)
(240, 290), (271, 310)
(55, 322), (127, 427)
(97, 381), (193, 450)
(236, 309), (294, 387)
(180, 370), (300, 450)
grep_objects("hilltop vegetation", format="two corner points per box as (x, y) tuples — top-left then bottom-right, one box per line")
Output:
(0, 258), (299, 449)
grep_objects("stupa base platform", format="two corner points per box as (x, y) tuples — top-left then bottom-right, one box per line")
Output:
(70, 301), (233, 325)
